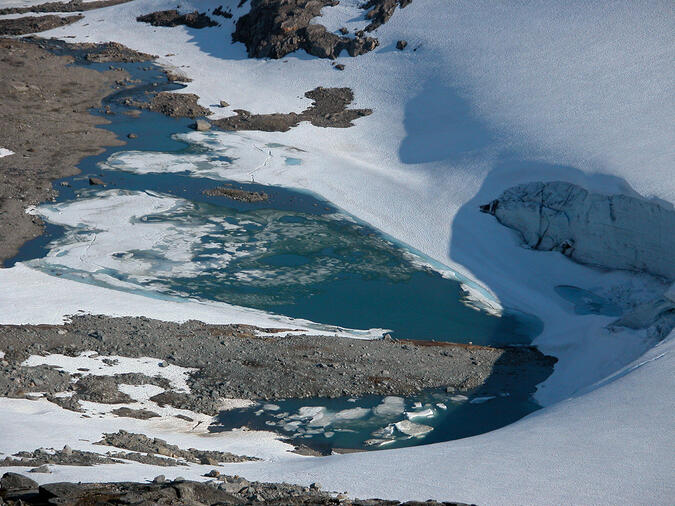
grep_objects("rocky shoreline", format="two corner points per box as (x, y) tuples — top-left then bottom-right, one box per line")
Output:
(0, 315), (555, 415)
(0, 38), (131, 264)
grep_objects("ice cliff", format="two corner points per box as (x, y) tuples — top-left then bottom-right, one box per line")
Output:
(481, 181), (675, 281)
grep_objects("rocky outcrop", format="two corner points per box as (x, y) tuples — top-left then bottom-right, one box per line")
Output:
(0, 447), (118, 467)
(78, 41), (156, 63)
(96, 431), (257, 464)
(362, 0), (413, 32)
(232, 0), (379, 59)
(0, 15), (82, 36)
(0, 0), (133, 15)
(137, 10), (218, 29)
(131, 92), (211, 119)
(481, 181), (675, 280)
(213, 87), (372, 132)
(111, 407), (161, 420)
(0, 472), (473, 505)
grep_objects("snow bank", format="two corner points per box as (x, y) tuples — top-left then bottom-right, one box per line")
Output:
(0, 147), (14, 158)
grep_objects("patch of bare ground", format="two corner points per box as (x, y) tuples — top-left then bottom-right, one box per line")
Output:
(0, 0), (134, 15)
(0, 15), (82, 36)
(0, 315), (555, 415)
(0, 38), (132, 263)
(213, 87), (372, 132)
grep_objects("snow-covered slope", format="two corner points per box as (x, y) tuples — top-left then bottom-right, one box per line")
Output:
(1, 0), (673, 503)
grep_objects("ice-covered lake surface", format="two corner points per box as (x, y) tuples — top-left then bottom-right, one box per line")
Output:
(7, 59), (548, 451)
(210, 386), (543, 452)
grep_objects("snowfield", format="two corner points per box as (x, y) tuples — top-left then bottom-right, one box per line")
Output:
(0, 0), (673, 504)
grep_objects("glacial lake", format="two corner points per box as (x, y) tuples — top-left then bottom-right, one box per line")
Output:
(6, 55), (550, 451)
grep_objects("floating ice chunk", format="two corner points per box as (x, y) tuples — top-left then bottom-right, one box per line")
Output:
(449, 395), (469, 403)
(324, 431), (334, 438)
(0, 148), (14, 158)
(373, 396), (405, 417)
(406, 408), (435, 420)
(263, 403), (280, 411)
(436, 403), (447, 410)
(412, 402), (423, 409)
(283, 421), (301, 431)
(394, 420), (434, 437)
(335, 407), (370, 420)
(364, 439), (386, 447)
(470, 396), (496, 404)
(297, 406), (325, 418)
(300, 407), (332, 427)
(371, 424), (396, 440)
(364, 438), (397, 447)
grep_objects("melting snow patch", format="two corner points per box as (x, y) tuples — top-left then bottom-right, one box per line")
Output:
(117, 383), (165, 402)
(0, 148), (14, 158)
(21, 352), (196, 392)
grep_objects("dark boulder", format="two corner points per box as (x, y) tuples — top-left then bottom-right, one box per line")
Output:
(0, 473), (38, 492)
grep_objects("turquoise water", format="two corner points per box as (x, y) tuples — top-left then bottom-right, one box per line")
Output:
(15, 164), (540, 344)
(210, 378), (545, 452)
(5, 50), (551, 450)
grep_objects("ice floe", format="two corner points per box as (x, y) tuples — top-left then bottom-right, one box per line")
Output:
(394, 420), (433, 438)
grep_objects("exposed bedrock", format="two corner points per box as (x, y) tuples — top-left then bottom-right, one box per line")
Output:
(213, 87), (372, 132)
(137, 10), (218, 29)
(0, 15), (82, 36)
(0, 0), (133, 15)
(481, 181), (675, 280)
(233, 0), (379, 59)
(130, 92), (211, 119)
(362, 0), (413, 32)
(96, 431), (257, 464)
